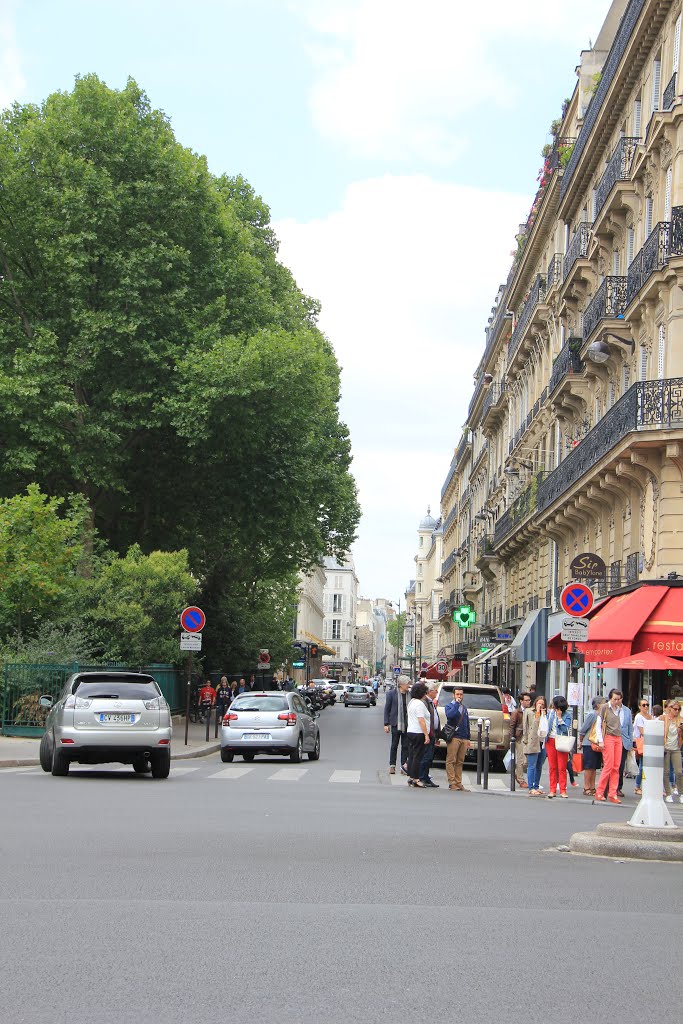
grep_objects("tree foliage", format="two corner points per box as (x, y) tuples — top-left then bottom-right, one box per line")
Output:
(386, 612), (406, 653)
(0, 75), (360, 664)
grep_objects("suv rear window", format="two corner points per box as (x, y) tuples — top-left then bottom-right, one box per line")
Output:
(438, 687), (502, 711)
(73, 680), (161, 700)
(231, 696), (288, 712)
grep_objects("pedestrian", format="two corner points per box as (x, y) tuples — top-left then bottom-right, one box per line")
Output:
(594, 688), (626, 804)
(215, 676), (232, 718)
(633, 698), (651, 795)
(198, 678), (216, 722)
(659, 700), (683, 803)
(522, 695), (548, 796)
(406, 681), (431, 788)
(545, 695), (572, 799)
(502, 687), (517, 711)
(510, 692), (531, 788)
(616, 695), (634, 798)
(383, 675), (411, 775)
(248, 674), (256, 691)
(418, 681), (440, 787)
(444, 686), (471, 792)
(237, 677), (248, 694)
(579, 696), (605, 796)
(230, 680), (239, 701)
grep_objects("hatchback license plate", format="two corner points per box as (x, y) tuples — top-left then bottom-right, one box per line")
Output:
(243, 732), (271, 741)
(99, 713), (134, 723)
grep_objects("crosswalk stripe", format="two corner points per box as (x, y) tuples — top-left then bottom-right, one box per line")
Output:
(170, 764), (202, 775)
(268, 768), (307, 782)
(329, 770), (361, 784)
(208, 765), (256, 780)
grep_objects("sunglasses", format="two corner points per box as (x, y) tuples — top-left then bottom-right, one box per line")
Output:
(639, 702), (648, 706)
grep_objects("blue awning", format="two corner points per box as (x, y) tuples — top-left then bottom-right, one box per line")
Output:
(511, 607), (548, 663)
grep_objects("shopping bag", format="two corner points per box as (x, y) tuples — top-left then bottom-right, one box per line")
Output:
(625, 750), (638, 777)
(503, 749), (512, 771)
(572, 751), (583, 774)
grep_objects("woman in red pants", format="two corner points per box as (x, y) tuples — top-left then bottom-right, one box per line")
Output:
(545, 695), (572, 798)
(594, 689), (625, 804)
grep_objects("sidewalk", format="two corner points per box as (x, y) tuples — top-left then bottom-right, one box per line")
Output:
(0, 717), (221, 767)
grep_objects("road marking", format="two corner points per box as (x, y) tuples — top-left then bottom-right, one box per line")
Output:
(268, 768), (307, 782)
(390, 774), (409, 785)
(170, 764), (202, 775)
(208, 765), (256, 780)
(329, 770), (361, 784)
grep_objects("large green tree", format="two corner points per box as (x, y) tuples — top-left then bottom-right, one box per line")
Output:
(0, 75), (360, 664)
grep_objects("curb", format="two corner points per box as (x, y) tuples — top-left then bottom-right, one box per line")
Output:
(0, 743), (221, 769)
(0, 758), (40, 768)
(569, 829), (683, 862)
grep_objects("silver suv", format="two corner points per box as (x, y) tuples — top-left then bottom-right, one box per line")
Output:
(39, 672), (172, 778)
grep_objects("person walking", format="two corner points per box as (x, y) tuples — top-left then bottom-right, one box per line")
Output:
(579, 696), (605, 796)
(510, 692), (530, 788)
(383, 675), (411, 775)
(215, 676), (232, 719)
(523, 695), (548, 796)
(659, 700), (683, 803)
(418, 681), (440, 787)
(633, 699), (651, 795)
(406, 681), (431, 788)
(545, 695), (572, 799)
(444, 686), (471, 792)
(594, 689), (626, 804)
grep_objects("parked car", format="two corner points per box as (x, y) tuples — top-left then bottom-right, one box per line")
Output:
(221, 691), (320, 763)
(361, 683), (377, 706)
(328, 682), (348, 703)
(39, 672), (172, 778)
(434, 683), (511, 768)
(344, 685), (372, 708)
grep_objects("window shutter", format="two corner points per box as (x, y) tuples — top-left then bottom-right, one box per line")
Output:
(634, 96), (642, 137)
(674, 15), (682, 74)
(323, 620), (330, 640)
(658, 324), (666, 378)
(591, 189), (597, 220)
(627, 227), (635, 266)
(652, 58), (662, 113)
(613, 250), (620, 275)
(608, 381), (616, 408)
(623, 364), (631, 392)
(639, 345), (649, 381)
(645, 196), (654, 237)
(665, 166), (673, 220)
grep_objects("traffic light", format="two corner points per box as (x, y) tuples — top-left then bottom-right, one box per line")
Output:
(309, 644), (319, 658)
(453, 604), (476, 628)
(569, 650), (585, 671)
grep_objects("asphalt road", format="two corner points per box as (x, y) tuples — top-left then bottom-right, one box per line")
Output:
(0, 698), (678, 1024)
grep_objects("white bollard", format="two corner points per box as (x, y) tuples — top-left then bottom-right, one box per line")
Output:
(629, 719), (675, 828)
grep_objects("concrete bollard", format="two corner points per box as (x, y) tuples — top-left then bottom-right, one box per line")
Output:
(629, 719), (675, 829)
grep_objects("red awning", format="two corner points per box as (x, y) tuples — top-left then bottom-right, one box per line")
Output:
(595, 650), (683, 671)
(633, 587), (683, 656)
(581, 585), (669, 661)
(547, 598), (612, 661)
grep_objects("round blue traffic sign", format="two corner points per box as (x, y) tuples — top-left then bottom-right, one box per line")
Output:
(180, 606), (205, 633)
(560, 583), (594, 617)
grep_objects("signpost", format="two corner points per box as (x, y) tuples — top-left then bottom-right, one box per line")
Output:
(560, 583), (594, 617)
(180, 606), (206, 746)
(560, 616), (589, 642)
(436, 660), (448, 675)
(559, 584), (593, 749)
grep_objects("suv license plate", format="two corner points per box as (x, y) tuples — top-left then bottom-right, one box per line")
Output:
(243, 732), (271, 741)
(99, 713), (134, 723)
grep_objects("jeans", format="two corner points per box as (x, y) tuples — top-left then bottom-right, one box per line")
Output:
(419, 738), (436, 781)
(526, 745), (546, 790)
(406, 733), (427, 779)
(389, 727), (408, 768)
(663, 749), (683, 796)
(618, 744), (628, 793)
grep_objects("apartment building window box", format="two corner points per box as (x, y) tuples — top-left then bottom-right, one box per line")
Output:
(590, 137), (640, 238)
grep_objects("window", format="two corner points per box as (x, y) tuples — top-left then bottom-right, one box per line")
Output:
(331, 619), (341, 640)
(333, 574), (343, 590)
(417, 582), (422, 593)
(658, 324), (666, 378)
(652, 56), (662, 113)
(627, 227), (635, 266)
(665, 166), (673, 220)
(634, 93), (642, 137)
(645, 196), (654, 238)
(417, 564), (423, 576)
(419, 536), (423, 547)
(332, 593), (344, 613)
(675, 14), (682, 75)
(639, 345), (649, 381)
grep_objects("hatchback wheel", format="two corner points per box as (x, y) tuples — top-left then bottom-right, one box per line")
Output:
(220, 749), (234, 763)
(308, 734), (320, 761)
(39, 733), (52, 773)
(243, 753), (255, 762)
(151, 749), (171, 779)
(51, 743), (69, 777)
(290, 734), (303, 763)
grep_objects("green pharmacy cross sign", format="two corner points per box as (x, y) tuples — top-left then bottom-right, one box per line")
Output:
(453, 604), (476, 628)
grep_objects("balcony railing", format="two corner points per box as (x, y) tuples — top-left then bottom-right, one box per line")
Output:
(482, 382), (508, 419)
(548, 341), (583, 394)
(582, 276), (628, 341)
(626, 221), (670, 305)
(441, 432), (471, 499)
(492, 473), (545, 546)
(562, 223), (591, 282)
(441, 551), (458, 578)
(548, 138), (577, 173)
(663, 72), (677, 111)
(458, 485), (471, 512)
(536, 379), (683, 513)
(546, 253), (563, 290)
(593, 137), (640, 221)
(561, 0), (647, 197)
(442, 505), (458, 535)
(476, 535), (495, 559)
(670, 205), (683, 255)
(508, 275), (545, 363)
(468, 374), (486, 417)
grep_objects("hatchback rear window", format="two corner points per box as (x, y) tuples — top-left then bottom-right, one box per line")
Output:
(73, 680), (161, 700)
(438, 688), (502, 711)
(348, 686), (366, 693)
(231, 696), (288, 712)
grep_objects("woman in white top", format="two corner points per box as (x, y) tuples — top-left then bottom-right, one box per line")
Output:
(406, 681), (431, 788)
(659, 701), (683, 802)
(632, 699), (651, 795)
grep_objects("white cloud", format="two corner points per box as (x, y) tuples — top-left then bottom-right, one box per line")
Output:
(0, 4), (24, 110)
(275, 173), (528, 597)
(292, 0), (613, 162)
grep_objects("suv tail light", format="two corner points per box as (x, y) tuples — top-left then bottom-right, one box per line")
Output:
(277, 712), (297, 725)
(65, 696), (92, 709)
(144, 697), (161, 710)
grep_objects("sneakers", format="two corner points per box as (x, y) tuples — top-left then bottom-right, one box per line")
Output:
(388, 766), (396, 775)
(665, 794), (674, 803)
(559, 793), (568, 799)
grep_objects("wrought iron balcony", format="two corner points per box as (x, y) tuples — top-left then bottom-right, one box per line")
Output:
(546, 253), (563, 290)
(593, 137), (640, 221)
(476, 535), (495, 559)
(536, 379), (683, 514)
(562, 223), (591, 282)
(625, 552), (641, 584)
(626, 221), (670, 305)
(548, 138), (577, 173)
(440, 457), (458, 501)
(482, 382), (508, 420)
(670, 205), (683, 255)
(548, 342), (583, 395)
(582, 276), (628, 341)
(663, 72), (677, 111)
(458, 485), (471, 512)
(442, 505), (458, 535)
(508, 274), (545, 363)
(561, 0), (647, 197)
(441, 432), (471, 499)
(492, 476), (541, 547)
(441, 551), (458, 578)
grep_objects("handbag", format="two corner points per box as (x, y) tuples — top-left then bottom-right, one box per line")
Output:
(625, 749), (638, 776)
(555, 733), (575, 753)
(587, 714), (601, 752)
(635, 736), (644, 755)
(538, 712), (548, 740)
(572, 751), (583, 773)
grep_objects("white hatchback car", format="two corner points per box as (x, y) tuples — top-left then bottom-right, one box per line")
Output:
(221, 691), (320, 763)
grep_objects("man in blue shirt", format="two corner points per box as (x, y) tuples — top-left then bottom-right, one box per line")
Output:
(445, 687), (471, 791)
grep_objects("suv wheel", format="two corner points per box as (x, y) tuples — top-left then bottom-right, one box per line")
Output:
(133, 757), (151, 774)
(51, 742), (69, 777)
(39, 733), (52, 773)
(290, 734), (303, 763)
(151, 749), (171, 779)
(243, 753), (255, 762)
(220, 749), (234, 763)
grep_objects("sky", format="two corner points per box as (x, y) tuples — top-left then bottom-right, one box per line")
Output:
(1, 0), (614, 603)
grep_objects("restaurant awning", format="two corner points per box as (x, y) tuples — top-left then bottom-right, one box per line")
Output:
(510, 607), (548, 663)
(633, 587), (683, 656)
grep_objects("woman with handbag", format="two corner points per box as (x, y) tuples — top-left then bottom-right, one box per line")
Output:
(545, 695), (573, 799)
(523, 695), (548, 796)
(405, 681), (431, 788)
(632, 699), (651, 795)
(578, 696), (605, 796)
(659, 700), (683, 803)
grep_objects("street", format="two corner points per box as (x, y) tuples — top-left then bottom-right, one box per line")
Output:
(0, 698), (678, 1024)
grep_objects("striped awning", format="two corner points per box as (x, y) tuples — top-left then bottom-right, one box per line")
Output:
(511, 607), (548, 663)
(303, 631), (338, 656)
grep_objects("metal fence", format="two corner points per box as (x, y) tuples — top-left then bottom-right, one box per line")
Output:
(1, 662), (184, 736)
